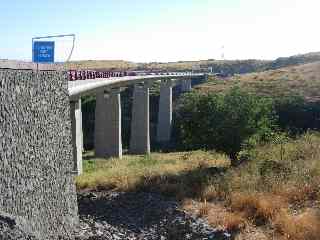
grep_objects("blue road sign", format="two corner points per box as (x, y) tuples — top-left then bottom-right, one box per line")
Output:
(33, 41), (55, 63)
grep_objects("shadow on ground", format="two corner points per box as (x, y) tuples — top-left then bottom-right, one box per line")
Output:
(77, 166), (230, 239)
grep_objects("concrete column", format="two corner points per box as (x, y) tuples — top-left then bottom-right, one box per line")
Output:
(80, 104), (84, 151)
(70, 98), (83, 175)
(157, 80), (173, 143)
(181, 79), (192, 92)
(95, 88), (122, 158)
(130, 83), (150, 154)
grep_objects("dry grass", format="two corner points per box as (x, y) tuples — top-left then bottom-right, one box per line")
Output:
(196, 61), (320, 101)
(230, 193), (287, 225)
(230, 193), (286, 225)
(201, 184), (227, 201)
(76, 150), (230, 192)
(183, 200), (247, 233)
(198, 199), (210, 217)
(276, 182), (320, 206)
(224, 133), (320, 195)
(65, 60), (138, 70)
(221, 212), (247, 233)
(274, 209), (320, 240)
(181, 133), (320, 239)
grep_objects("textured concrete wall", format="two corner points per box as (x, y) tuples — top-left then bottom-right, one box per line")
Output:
(0, 70), (78, 239)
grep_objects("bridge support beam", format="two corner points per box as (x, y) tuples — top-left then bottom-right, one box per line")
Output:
(70, 98), (83, 175)
(130, 84), (150, 154)
(156, 79), (173, 143)
(95, 89), (122, 158)
(181, 79), (192, 92)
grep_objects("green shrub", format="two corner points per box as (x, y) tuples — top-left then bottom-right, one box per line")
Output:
(174, 87), (276, 164)
(274, 96), (320, 134)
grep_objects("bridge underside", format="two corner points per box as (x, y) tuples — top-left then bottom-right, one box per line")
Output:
(70, 75), (204, 175)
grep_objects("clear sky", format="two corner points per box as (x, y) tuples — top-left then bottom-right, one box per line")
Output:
(1, 0), (319, 62)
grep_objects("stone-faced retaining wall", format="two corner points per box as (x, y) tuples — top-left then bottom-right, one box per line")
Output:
(0, 70), (78, 239)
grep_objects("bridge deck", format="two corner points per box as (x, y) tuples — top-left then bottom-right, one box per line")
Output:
(68, 73), (203, 99)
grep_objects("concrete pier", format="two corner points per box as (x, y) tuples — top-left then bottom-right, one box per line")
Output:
(157, 80), (173, 143)
(130, 83), (150, 154)
(80, 104), (84, 151)
(70, 98), (83, 175)
(181, 79), (192, 92)
(95, 89), (122, 158)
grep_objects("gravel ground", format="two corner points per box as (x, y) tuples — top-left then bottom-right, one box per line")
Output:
(0, 212), (38, 240)
(75, 191), (231, 240)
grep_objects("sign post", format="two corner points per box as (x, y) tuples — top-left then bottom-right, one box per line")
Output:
(32, 34), (75, 71)
(33, 41), (55, 63)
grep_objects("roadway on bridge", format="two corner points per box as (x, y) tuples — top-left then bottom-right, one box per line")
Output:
(68, 73), (203, 99)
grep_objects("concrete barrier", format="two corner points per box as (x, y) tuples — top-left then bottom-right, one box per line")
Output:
(0, 69), (78, 239)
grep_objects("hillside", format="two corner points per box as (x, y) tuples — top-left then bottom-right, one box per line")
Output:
(64, 52), (320, 75)
(65, 58), (269, 73)
(2, 52), (320, 76)
(139, 59), (269, 73)
(196, 61), (320, 102)
(266, 51), (320, 70)
(65, 60), (138, 70)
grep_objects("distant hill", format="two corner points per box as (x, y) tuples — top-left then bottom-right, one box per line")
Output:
(266, 52), (320, 70)
(65, 60), (138, 70)
(196, 61), (320, 102)
(65, 59), (270, 74)
(65, 52), (320, 76)
(139, 59), (270, 74)
(2, 51), (320, 75)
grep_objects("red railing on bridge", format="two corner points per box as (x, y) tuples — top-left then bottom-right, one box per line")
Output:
(68, 70), (129, 81)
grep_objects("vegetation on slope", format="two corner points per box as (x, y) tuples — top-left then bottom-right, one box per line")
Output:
(197, 61), (320, 101)
(65, 60), (138, 70)
(184, 132), (320, 240)
(77, 133), (320, 239)
(267, 52), (320, 70)
(76, 150), (230, 191)
(174, 88), (276, 164)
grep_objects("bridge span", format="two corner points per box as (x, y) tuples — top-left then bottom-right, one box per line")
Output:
(68, 72), (206, 174)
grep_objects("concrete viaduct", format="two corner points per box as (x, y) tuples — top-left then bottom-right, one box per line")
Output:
(68, 72), (205, 175)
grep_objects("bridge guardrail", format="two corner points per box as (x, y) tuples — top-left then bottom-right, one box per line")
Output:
(68, 70), (195, 81)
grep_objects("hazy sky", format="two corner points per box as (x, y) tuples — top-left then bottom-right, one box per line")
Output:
(1, 0), (319, 62)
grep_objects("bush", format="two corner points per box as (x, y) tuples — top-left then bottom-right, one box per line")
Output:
(174, 88), (276, 164)
(274, 96), (320, 134)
